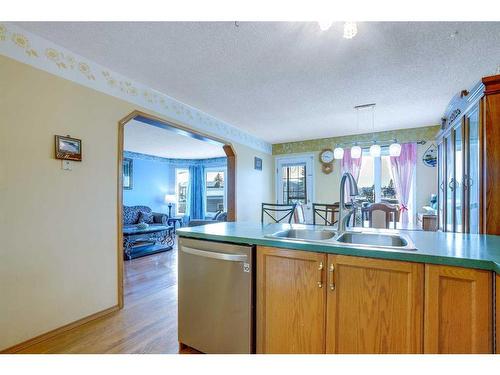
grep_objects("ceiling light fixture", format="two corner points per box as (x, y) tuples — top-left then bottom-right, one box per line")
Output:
(389, 140), (402, 157)
(370, 143), (381, 158)
(343, 22), (358, 39)
(334, 146), (344, 159)
(351, 145), (362, 159)
(318, 21), (333, 31)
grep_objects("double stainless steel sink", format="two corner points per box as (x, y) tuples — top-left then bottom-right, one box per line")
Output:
(266, 227), (417, 251)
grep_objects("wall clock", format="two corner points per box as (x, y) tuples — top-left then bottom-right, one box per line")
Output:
(319, 149), (334, 174)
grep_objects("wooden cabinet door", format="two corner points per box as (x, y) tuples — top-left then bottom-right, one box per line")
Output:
(257, 246), (326, 354)
(325, 255), (424, 353)
(424, 265), (493, 353)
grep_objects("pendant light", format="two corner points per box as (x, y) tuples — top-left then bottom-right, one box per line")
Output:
(351, 144), (362, 159)
(370, 143), (381, 157)
(318, 21), (333, 31)
(334, 146), (344, 159)
(389, 140), (402, 157)
(343, 22), (358, 39)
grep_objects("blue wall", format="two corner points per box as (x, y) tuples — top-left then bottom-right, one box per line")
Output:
(123, 151), (227, 215)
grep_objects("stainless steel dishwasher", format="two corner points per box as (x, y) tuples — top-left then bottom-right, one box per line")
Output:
(178, 237), (254, 354)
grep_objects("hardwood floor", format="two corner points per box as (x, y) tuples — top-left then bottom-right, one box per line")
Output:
(18, 243), (189, 354)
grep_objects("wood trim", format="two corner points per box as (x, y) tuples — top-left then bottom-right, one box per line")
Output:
(482, 74), (500, 95)
(480, 97), (485, 234)
(117, 120), (125, 308)
(0, 305), (119, 354)
(483, 90), (500, 234)
(223, 145), (236, 221)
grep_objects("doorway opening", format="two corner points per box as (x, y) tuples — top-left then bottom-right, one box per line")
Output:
(117, 110), (236, 308)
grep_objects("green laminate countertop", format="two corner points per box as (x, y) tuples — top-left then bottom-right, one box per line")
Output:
(177, 222), (500, 274)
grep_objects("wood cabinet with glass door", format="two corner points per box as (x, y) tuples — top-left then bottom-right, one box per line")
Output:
(256, 246), (327, 354)
(437, 74), (500, 235)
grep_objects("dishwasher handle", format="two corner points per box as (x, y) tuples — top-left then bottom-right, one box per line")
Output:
(181, 246), (248, 262)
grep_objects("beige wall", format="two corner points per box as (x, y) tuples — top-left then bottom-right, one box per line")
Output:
(233, 144), (273, 222)
(415, 143), (438, 213)
(0, 55), (272, 350)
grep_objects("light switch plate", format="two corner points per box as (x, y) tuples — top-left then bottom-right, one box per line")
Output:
(62, 160), (72, 171)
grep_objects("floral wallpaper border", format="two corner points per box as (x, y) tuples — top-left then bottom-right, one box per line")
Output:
(272, 125), (441, 155)
(123, 151), (227, 167)
(0, 23), (272, 154)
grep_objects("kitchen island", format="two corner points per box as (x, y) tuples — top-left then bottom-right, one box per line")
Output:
(177, 222), (500, 354)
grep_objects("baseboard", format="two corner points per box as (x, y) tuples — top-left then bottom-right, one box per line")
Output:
(0, 304), (120, 354)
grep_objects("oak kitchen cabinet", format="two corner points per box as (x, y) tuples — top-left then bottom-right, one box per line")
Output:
(326, 255), (424, 353)
(256, 246), (495, 354)
(257, 246), (327, 354)
(424, 264), (493, 353)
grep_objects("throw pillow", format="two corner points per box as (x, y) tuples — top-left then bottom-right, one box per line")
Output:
(138, 210), (154, 224)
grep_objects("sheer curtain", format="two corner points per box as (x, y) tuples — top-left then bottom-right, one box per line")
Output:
(187, 165), (205, 220)
(390, 143), (417, 225)
(341, 148), (363, 200)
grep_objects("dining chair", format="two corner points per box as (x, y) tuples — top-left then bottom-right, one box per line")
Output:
(293, 202), (306, 224)
(261, 203), (297, 224)
(313, 202), (357, 227)
(312, 203), (339, 226)
(361, 202), (400, 229)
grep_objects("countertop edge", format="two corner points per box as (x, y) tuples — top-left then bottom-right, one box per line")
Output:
(177, 231), (500, 274)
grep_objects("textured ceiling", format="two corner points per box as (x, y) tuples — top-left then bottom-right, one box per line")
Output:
(18, 22), (500, 143)
(124, 119), (226, 159)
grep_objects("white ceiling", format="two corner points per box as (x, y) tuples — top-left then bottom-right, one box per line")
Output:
(18, 22), (500, 143)
(124, 119), (226, 159)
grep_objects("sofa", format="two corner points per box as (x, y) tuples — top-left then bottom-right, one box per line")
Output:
(123, 205), (169, 228)
(123, 205), (173, 259)
(188, 211), (228, 227)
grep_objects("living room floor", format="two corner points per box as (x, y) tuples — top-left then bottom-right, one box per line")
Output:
(18, 240), (194, 354)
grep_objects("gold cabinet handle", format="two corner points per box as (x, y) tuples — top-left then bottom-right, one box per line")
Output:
(317, 261), (324, 288)
(329, 263), (335, 291)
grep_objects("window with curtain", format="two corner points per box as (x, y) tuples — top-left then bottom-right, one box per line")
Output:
(205, 168), (226, 215)
(357, 150), (398, 204)
(175, 168), (189, 215)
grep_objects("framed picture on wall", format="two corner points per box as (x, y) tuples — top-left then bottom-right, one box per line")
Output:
(55, 135), (82, 161)
(254, 157), (262, 171)
(123, 158), (133, 189)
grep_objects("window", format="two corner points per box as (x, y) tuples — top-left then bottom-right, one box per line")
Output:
(281, 164), (307, 204)
(205, 168), (226, 215)
(380, 155), (397, 202)
(357, 148), (416, 225)
(357, 151), (397, 204)
(175, 168), (189, 215)
(358, 156), (375, 202)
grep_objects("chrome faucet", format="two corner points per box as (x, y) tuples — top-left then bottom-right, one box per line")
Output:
(338, 172), (359, 232)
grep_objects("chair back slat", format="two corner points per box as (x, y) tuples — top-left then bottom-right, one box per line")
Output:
(312, 203), (339, 226)
(261, 203), (297, 224)
(361, 202), (399, 229)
